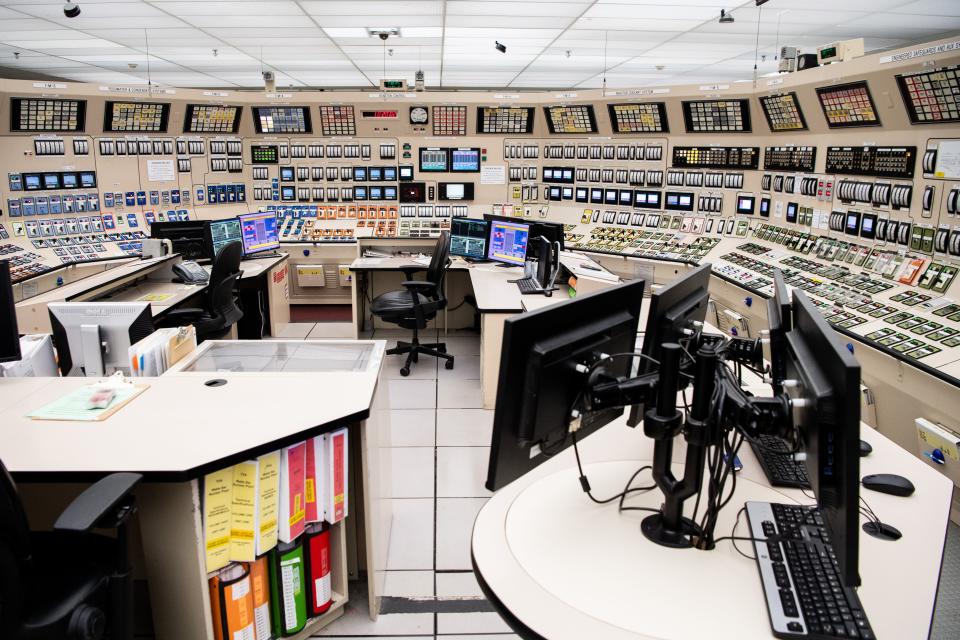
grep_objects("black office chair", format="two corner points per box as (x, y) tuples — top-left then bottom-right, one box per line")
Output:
(0, 459), (141, 640)
(370, 231), (455, 376)
(160, 240), (244, 342)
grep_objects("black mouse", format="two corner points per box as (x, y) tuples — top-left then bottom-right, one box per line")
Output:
(860, 440), (872, 457)
(862, 473), (915, 497)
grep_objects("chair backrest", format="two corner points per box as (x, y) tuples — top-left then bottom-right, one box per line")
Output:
(0, 458), (31, 635)
(426, 231), (451, 296)
(205, 241), (243, 325)
(0, 459), (31, 563)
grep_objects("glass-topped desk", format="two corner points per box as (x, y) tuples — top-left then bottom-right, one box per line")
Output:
(166, 340), (384, 375)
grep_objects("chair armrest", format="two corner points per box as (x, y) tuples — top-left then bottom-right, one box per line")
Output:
(399, 265), (426, 279)
(401, 280), (437, 292)
(161, 307), (205, 320)
(54, 472), (142, 533)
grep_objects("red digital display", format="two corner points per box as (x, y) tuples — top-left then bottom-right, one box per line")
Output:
(361, 110), (399, 119)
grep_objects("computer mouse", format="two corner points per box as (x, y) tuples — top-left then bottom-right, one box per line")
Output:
(862, 473), (915, 497)
(860, 439), (873, 457)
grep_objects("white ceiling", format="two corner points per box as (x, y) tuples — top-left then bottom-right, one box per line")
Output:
(0, 0), (957, 90)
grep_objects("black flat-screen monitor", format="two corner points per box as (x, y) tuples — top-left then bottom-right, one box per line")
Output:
(150, 221), (209, 260)
(486, 280), (646, 490)
(486, 219), (529, 266)
(238, 211), (279, 256)
(206, 218), (242, 260)
(784, 290), (862, 587)
(0, 261), (21, 363)
(767, 268), (792, 393)
(451, 147), (481, 172)
(449, 218), (489, 260)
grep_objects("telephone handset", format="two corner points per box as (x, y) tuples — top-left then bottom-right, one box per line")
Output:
(172, 260), (209, 284)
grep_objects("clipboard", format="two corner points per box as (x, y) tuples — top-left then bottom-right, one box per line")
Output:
(28, 374), (150, 422)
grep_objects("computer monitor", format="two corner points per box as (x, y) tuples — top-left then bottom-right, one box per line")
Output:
(151, 221), (209, 261)
(486, 220), (529, 266)
(1, 261), (21, 364)
(49, 302), (154, 376)
(639, 264), (712, 375)
(449, 218), (489, 260)
(206, 218), (242, 260)
(528, 221), (566, 252)
(766, 268), (792, 393)
(238, 211), (280, 256)
(783, 290), (861, 587)
(486, 280), (646, 490)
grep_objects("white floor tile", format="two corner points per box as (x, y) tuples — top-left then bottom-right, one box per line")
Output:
(386, 498), (435, 570)
(383, 354), (439, 379)
(383, 570), (435, 598)
(385, 447), (435, 498)
(436, 447), (492, 498)
(306, 322), (356, 339)
(437, 354), (480, 380)
(436, 612), (513, 635)
(437, 377), (483, 409)
(435, 572), (484, 598)
(381, 409), (435, 447)
(436, 409), (493, 447)
(272, 322), (315, 338)
(384, 379), (437, 409)
(439, 336), (481, 356)
(436, 498), (487, 570)
(316, 607), (432, 636)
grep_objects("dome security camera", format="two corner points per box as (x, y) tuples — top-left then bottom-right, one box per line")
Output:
(63, 1), (81, 18)
(378, 32), (389, 41)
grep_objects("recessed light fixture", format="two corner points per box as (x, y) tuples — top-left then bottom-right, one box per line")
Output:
(719, 9), (734, 23)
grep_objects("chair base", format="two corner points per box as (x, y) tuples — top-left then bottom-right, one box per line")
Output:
(387, 338), (454, 376)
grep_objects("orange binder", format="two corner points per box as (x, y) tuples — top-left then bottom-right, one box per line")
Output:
(209, 564), (255, 640)
(249, 556), (272, 640)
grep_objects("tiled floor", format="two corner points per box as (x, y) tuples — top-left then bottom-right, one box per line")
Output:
(294, 323), (513, 639)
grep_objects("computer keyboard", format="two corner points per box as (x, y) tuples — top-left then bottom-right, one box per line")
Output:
(515, 277), (543, 294)
(746, 502), (875, 640)
(750, 434), (811, 489)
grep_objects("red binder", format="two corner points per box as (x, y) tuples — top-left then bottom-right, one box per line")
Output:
(304, 523), (332, 616)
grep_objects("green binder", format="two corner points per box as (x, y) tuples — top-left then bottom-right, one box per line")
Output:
(268, 539), (308, 636)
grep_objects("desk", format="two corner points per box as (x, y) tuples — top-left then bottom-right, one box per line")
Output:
(0, 339), (396, 640)
(350, 251), (618, 408)
(472, 414), (954, 640)
(15, 253), (290, 338)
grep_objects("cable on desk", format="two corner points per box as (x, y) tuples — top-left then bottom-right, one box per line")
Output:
(571, 430), (655, 506)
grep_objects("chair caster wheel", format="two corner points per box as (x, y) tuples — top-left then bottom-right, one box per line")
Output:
(445, 360), (454, 370)
(400, 367), (410, 377)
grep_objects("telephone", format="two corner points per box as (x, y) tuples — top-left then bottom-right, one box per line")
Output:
(172, 260), (209, 284)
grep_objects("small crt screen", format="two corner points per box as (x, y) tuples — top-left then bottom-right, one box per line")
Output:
(384, 166), (397, 181)
(786, 202), (798, 223)
(487, 220), (529, 266)
(80, 171), (97, 188)
(450, 218), (489, 259)
(61, 173), (79, 189)
(238, 211), (279, 255)
(43, 173), (61, 190)
(861, 214), (876, 238)
(736, 195), (755, 215)
(846, 211), (861, 235)
(451, 148), (480, 172)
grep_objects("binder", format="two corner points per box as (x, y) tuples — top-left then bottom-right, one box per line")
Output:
(256, 451), (281, 556)
(230, 461), (259, 563)
(322, 429), (349, 524)
(268, 540), (308, 637)
(304, 523), (333, 616)
(249, 555), (272, 640)
(278, 442), (307, 543)
(209, 564), (256, 640)
(204, 467), (234, 573)
(128, 325), (196, 376)
(304, 437), (320, 524)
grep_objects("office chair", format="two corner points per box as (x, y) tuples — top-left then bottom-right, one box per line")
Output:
(0, 458), (141, 640)
(370, 231), (455, 376)
(160, 240), (244, 342)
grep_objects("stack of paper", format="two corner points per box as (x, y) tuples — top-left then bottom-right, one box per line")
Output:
(128, 326), (196, 376)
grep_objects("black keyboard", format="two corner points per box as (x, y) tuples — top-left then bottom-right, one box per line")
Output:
(750, 435), (811, 489)
(746, 502), (875, 640)
(516, 277), (543, 294)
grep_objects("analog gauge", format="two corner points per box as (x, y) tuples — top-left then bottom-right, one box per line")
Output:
(410, 107), (429, 124)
